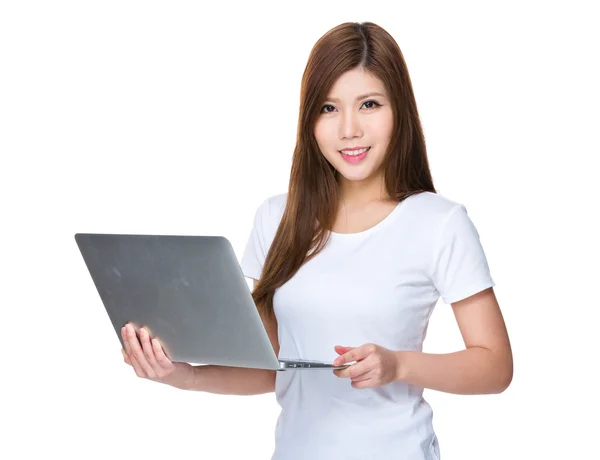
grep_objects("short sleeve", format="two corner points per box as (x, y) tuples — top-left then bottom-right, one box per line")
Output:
(240, 197), (271, 280)
(430, 204), (496, 304)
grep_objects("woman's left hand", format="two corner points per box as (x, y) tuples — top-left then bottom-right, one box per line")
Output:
(332, 343), (401, 388)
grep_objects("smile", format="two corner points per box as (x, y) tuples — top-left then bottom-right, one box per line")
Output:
(339, 147), (370, 163)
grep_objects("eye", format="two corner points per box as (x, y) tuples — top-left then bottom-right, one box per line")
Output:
(319, 100), (382, 113)
(362, 100), (381, 109)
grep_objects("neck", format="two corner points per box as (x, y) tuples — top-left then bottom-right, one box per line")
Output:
(337, 172), (392, 207)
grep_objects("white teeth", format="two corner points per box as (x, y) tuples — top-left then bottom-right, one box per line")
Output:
(341, 147), (369, 156)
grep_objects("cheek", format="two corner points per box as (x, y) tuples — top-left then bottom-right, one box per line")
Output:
(314, 122), (331, 148)
(367, 111), (394, 139)
(314, 124), (337, 161)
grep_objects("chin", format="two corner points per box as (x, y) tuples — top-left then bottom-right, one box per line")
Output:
(335, 168), (373, 182)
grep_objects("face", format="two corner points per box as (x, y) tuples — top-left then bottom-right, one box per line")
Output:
(314, 67), (393, 188)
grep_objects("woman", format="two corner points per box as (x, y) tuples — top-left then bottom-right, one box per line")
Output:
(121, 21), (513, 460)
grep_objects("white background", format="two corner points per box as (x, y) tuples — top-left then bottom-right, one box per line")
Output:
(2, 1), (598, 459)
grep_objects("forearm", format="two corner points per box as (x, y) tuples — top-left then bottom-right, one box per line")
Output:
(185, 364), (276, 395)
(396, 347), (513, 395)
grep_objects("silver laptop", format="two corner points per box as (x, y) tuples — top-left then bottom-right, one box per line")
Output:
(75, 233), (350, 371)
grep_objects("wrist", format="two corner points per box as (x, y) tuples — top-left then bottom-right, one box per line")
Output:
(168, 363), (196, 390)
(182, 364), (198, 390)
(395, 350), (410, 382)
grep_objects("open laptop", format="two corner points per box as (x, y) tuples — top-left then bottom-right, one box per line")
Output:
(75, 233), (350, 371)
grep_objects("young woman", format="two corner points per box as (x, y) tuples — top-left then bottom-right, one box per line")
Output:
(121, 21), (513, 460)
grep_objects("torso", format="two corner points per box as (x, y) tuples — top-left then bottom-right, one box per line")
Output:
(268, 191), (447, 460)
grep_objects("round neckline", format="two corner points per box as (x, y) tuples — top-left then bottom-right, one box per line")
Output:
(328, 194), (416, 238)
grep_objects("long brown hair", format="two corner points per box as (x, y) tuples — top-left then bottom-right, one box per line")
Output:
(252, 22), (437, 320)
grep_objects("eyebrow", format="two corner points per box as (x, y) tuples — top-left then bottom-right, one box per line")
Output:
(324, 92), (387, 103)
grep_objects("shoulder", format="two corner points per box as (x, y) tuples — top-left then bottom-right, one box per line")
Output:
(404, 192), (479, 249)
(253, 192), (286, 217)
(407, 191), (466, 223)
(252, 192), (287, 238)
(260, 192), (287, 221)
(266, 192), (288, 214)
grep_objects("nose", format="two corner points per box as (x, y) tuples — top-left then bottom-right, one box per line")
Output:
(338, 109), (363, 140)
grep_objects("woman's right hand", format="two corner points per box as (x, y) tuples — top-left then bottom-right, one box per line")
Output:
(120, 323), (195, 390)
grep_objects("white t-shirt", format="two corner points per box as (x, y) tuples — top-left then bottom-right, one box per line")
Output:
(240, 191), (495, 460)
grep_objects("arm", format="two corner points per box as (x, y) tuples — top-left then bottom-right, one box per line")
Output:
(396, 287), (513, 395)
(187, 279), (280, 395)
(187, 364), (274, 395)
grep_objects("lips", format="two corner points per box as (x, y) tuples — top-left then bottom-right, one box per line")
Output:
(338, 146), (370, 154)
(339, 147), (370, 163)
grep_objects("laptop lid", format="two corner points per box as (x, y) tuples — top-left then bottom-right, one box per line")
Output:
(75, 233), (281, 370)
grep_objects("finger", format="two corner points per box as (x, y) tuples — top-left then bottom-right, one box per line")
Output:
(334, 346), (353, 359)
(138, 327), (163, 374)
(334, 351), (355, 365)
(334, 345), (353, 352)
(120, 329), (132, 365)
(334, 353), (376, 378)
(351, 377), (373, 389)
(122, 326), (144, 376)
(333, 344), (371, 366)
(151, 337), (174, 367)
(121, 348), (131, 365)
(351, 368), (374, 382)
(342, 361), (372, 380)
(125, 324), (155, 377)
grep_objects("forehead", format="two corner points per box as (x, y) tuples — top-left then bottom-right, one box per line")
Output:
(326, 68), (387, 100)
